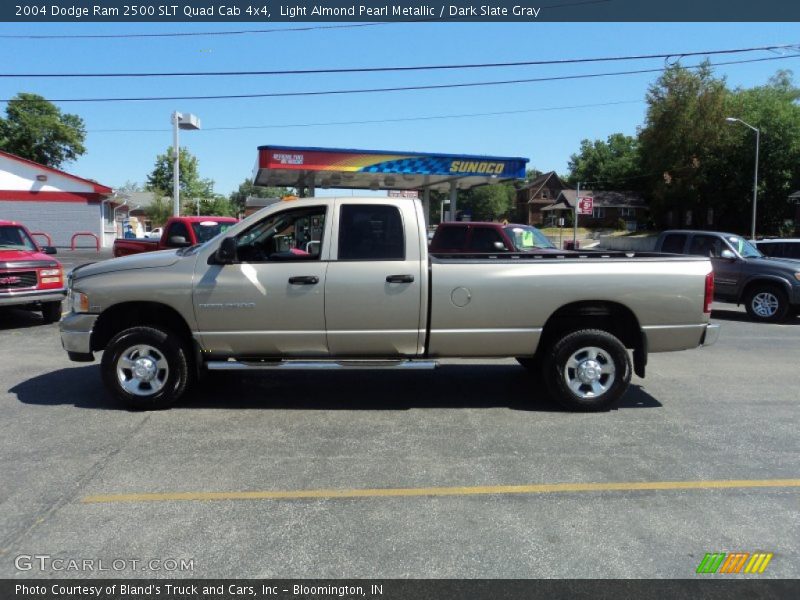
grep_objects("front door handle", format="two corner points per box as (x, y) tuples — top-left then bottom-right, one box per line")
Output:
(288, 276), (319, 285)
(386, 274), (414, 283)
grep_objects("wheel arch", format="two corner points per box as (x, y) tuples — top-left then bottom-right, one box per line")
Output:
(739, 276), (792, 303)
(537, 300), (646, 377)
(91, 301), (193, 353)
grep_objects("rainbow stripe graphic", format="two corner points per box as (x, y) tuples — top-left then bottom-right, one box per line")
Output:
(696, 552), (773, 574)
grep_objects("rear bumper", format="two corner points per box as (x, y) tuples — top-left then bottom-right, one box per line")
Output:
(0, 288), (67, 307)
(700, 323), (720, 346)
(60, 313), (99, 358)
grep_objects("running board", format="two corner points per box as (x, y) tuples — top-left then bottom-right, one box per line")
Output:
(206, 359), (438, 371)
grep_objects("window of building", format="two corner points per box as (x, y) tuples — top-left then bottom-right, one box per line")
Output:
(619, 207), (636, 217)
(592, 207), (606, 219)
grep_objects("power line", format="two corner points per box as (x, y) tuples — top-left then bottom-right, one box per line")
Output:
(86, 99), (645, 132)
(5, 54), (795, 104)
(2, 43), (798, 78)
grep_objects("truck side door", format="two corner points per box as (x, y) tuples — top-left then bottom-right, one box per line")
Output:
(193, 204), (331, 356)
(163, 220), (191, 248)
(687, 234), (741, 300)
(324, 201), (424, 356)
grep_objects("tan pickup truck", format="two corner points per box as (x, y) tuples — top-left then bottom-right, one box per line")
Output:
(61, 197), (718, 411)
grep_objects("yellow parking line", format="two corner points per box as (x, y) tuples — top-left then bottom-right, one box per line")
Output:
(80, 478), (800, 504)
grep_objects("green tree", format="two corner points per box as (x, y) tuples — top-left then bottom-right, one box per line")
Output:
(228, 178), (292, 214)
(638, 63), (731, 228)
(457, 183), (516, 221)
(0, 93), (86, 167)
(144, 195), (172, 227)
(184, 195), (237, 217)
(567, 133), (642, 190)
(146, 146), (214, 201)
(720, 72), (800, 234)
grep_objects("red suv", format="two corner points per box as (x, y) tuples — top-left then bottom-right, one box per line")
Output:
(0, 220), (66, 323)
(429, 221), (559, 253)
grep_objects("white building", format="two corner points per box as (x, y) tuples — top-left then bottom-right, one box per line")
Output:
(0, 150), (115, 248)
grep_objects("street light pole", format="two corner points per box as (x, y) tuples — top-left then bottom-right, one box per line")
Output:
(171, 111), (201, 217)
(172, 112), (180, 217)
(725, 117), (760, 240)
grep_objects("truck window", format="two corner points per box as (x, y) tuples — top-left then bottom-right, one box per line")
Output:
(165, 221), (191, 246)
(433, 226), (468, 250)
(661, 233), (687, 254)
(235, 206), (326, 262)
(338, 205), (404, 261)
(688, 234), (724, 258)
(468, 227), (506, 252)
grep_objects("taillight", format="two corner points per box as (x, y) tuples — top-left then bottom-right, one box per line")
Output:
(704, 271), (714, 314)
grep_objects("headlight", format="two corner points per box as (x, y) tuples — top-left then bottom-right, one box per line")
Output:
(71, 291), (90, 313)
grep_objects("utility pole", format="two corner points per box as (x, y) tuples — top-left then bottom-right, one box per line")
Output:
(573, 181), (580, 246)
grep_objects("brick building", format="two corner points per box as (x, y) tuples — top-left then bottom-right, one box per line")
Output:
(514, 172), (572, 225)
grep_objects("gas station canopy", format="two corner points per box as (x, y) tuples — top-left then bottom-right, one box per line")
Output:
(253, 145), (528, 193)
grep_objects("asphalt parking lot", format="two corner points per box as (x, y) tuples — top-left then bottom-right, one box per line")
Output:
(0, 292), (798, 579)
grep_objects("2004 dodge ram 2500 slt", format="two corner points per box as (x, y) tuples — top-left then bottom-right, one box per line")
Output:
(61, 197), (719, 411)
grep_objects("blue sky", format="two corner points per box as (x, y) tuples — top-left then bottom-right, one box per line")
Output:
(0, 21), (798, 195)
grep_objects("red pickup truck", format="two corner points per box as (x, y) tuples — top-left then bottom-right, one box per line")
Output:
(429, 221), (563, 254)
(113, 216), (238, 258)
(0, 220), (66, 323)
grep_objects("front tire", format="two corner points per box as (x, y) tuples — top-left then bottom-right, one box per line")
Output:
(543, 329), (631, 412)
(744, 285), (789, 322)
(101, 326), (190, 410)
(41, 301), (62, 324)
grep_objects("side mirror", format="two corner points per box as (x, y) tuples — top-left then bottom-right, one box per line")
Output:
(168, 235), (190, 247)
(213, 237), (237, 264)
(42, 246), (57, 255)
(493, 241), (507, 251)
(720, 249), (736, 260)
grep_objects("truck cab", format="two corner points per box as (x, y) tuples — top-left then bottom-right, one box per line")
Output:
(0, 220), (66, 323)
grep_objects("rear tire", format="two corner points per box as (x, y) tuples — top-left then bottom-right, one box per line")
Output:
(41, 301), (62, 324)
(744, 285), (789, 322)
(543, 329), (631, 412)
(101, 326), (190, 410)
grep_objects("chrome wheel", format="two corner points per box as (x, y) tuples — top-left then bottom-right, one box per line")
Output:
(564, 346), (615, 399)
(116, 344), (170, 397)
(751, 292), (779, 318)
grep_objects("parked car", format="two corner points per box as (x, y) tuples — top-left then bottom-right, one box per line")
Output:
(754, 238), (800, 261)
(62, 197), (717, 412)
(0, 220), (66, 323)
(113, 216), (238, 258)
(655, 230), (800, 322)
(146, 228), (163, 240)
(430, 221), (560, 253)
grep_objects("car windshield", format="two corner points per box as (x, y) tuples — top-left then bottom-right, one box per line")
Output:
(191, 221), (236, 244)
(503, 225), (555, 250)
(0, 226), (37, 251)
(727, 236), (762, 258)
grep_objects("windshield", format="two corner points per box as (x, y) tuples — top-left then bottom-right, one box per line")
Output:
(503, 225), (555, 250)
(191, 221), (236, 244)
(0, 225), (37, 251)
(727, 236), (762, 258)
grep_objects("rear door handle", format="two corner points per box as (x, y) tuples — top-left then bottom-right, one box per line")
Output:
(288, 276), (319, 285)
(386, 274), (414, 283)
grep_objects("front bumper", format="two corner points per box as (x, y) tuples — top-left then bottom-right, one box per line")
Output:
(60, 312), (99, 358)
(700, 323), (720, 346)
(0, 288), (67, 307)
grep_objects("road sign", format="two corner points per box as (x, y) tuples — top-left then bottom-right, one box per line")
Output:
(388, 190), (419, 198)
(577, 197), (594, 215)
